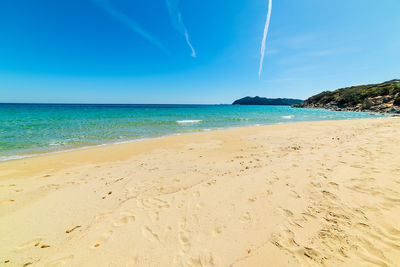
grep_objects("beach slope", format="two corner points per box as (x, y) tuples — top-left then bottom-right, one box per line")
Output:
(1, 118), (400, 266)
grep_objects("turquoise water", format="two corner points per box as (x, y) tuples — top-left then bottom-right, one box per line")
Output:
(0, 104), (386, 161)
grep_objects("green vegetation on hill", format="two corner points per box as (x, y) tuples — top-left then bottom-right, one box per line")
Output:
(294, 79), (400, 113)
(233, 96), (303, 106)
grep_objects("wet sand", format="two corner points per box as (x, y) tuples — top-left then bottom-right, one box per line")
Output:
(1, 118), (400, 266)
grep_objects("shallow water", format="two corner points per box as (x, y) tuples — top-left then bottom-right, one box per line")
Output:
(0, 104), (386, 161)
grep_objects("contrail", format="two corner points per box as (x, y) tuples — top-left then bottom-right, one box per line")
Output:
(90, 0), (168, 54)
(258, 0), (272, 78)
(166, 0), (196, 57)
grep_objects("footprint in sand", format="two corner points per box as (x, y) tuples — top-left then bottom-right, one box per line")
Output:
(350, 177), (375, 183)
(16, 238), (43, 249)
(92, 230), (113, 249)
(290, 190), (301, 199)
(310, 181), (322, 188)
(95, 211), (113, 220)
(44, 255), (74, 267)
(321, 190), (337, 200)
(142, 226), (160, 243)
(278, 207), (294, 217)
(271, 228), (299, 249)
(206, 179), (216, 186)
(137, 198), (170, 211)
(212, 225), (226, 237)
(113, 212), (135, 227)
(271, 227), (322, 263)
(240, 212), (251, 223)
(125, 256), (140, 266)
(248, 197), (256, 203)
(178, 231), (191, 252)
(286, 183), (295, 188)
(0, 199), (15, 206)
(327, 182), (339, 190)
(187, 252), (215, 266)
(41, 184), (60, 190)
(195, 202), (204, 210)
(301, 211), (317, 219)
(65, 225), (81, 234)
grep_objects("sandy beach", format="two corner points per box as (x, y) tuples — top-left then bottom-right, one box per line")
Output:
(1, 118), (400, 266)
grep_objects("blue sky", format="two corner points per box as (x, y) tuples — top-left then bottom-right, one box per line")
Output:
(1, 0), (399, 104)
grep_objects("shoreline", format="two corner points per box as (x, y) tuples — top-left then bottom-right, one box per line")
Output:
(0, 124), (242, 164)
(1, 117), (400, 266)
(0, 117), (384, 169)
(0, 120), (285, 179)
(0, 117), (393, 180)
(0, 115), (388, 164)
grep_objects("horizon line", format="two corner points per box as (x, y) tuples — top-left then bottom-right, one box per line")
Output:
(0, 102), (232, 105)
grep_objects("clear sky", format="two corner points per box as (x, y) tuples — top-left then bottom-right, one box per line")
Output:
(1, 0), (399, 104)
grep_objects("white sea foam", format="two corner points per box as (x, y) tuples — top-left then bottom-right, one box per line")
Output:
(282, 115), (294, 119)
(176, 120), (202, 124)
(0, 155), (32, 162)
(49, 141), (63, 146)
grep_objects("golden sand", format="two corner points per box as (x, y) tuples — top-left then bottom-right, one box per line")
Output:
(1, 118), (400, 266)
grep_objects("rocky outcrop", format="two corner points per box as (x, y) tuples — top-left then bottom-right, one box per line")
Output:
(293, 79), (400, 114)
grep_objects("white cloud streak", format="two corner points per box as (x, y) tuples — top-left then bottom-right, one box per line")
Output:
(91, 0), (168, 54)
(166, 0), (196, 57)
(259, 0), (272, 78)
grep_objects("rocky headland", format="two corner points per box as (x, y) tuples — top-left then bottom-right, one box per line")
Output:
(293, 79), (400, 114)
(233, 96), (303, 106)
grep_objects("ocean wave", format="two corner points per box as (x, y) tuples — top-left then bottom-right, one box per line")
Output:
(49, 141), (63, 146)
(0, 154), (33, 162)
(176, 120), (202, 124)
(282, 115), (294, 119)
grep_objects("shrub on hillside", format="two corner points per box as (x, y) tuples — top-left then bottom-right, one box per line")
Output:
(394, 95), (400, 106)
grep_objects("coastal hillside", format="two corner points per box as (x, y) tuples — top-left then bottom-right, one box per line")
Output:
(294, 79), (400, 113)
(233, 96), (303, 106)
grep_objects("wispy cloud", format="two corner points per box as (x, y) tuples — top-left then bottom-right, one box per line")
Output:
(278, 49), (346, 65)
(266, 48), (279, 56)
(91, 0), (168, 54)
(285, 33), (316, 48)
(166, 0), (196, 57)
(258, 0), (272, 78)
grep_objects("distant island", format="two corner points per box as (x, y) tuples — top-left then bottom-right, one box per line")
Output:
(293, 79), (400, 113)
(233, 96), (303, 106)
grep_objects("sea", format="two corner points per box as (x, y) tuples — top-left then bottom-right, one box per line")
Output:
(0, 103), (388, 162)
